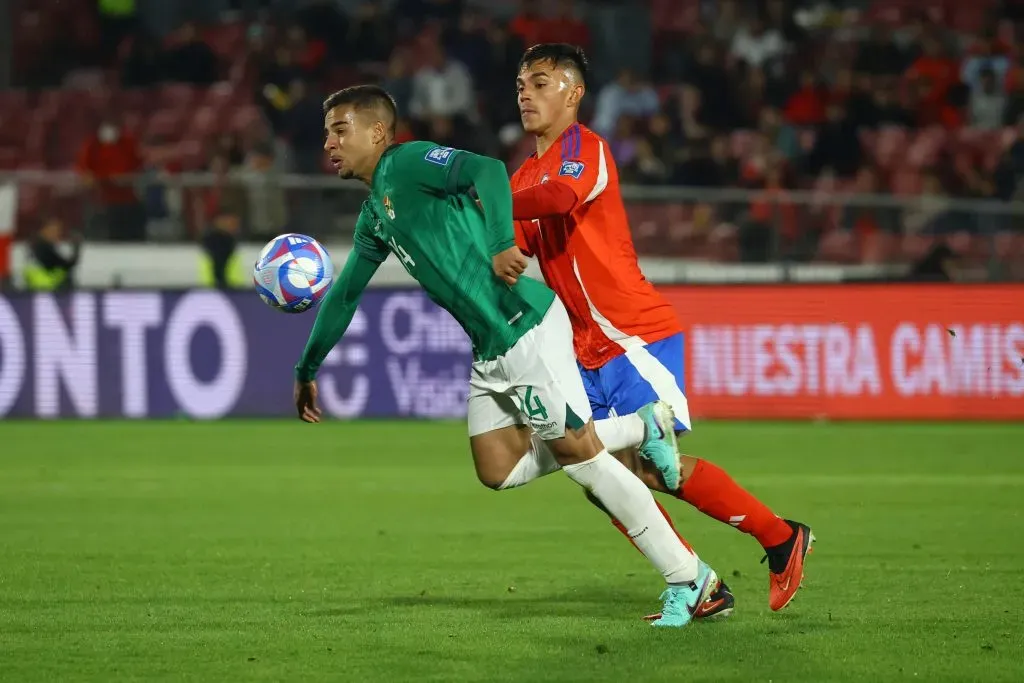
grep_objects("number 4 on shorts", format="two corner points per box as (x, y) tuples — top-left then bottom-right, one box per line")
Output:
(520, 387), (548, 420)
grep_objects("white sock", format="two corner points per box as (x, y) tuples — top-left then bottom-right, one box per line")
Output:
(594, 414), (646, 452)
(561, 450), (699, 584)
(498, 433), (562, 489)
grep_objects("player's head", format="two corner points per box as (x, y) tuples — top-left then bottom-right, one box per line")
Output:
(322, 85), (398, 182)
(516, 43), (588, 136)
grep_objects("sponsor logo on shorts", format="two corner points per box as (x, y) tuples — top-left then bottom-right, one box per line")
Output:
(558, 160), (585, 179)
(424, 146), (456, 166)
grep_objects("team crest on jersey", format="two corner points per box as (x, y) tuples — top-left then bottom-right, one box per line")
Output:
(383, 196), (395, 219)
(424, 146), (456, 166)
(558, 160), (585, 179)
(541, 174), (550, 184)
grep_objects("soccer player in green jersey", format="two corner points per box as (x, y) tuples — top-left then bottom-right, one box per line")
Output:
(292, 85), (720, 627)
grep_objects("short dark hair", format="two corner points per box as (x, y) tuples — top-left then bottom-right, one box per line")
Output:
(518, 43), (588, 87)
(322, 84), (398, 137)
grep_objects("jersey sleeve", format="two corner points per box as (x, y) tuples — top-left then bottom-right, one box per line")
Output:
(552, 130), (612, 209)
(352, 201), (390, 264)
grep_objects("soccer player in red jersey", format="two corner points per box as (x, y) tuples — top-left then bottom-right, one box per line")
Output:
(510, 44), (814, 613)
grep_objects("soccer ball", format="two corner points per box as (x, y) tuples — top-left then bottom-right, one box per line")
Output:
(253, 233), (334, 313)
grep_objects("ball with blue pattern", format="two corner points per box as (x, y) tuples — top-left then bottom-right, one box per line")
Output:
(253, 233), (334, 313)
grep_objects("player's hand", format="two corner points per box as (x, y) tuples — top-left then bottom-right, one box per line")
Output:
(294, 380), (321, 423)
(493, 246), (527, 286)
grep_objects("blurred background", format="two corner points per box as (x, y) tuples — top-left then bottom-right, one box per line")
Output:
(0, 0), (1021, 421)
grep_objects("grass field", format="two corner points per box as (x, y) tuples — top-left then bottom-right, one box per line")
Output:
(1, 421), (1022, 682)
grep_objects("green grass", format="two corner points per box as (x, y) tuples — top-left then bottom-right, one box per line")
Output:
(0, 421), (1022, 682)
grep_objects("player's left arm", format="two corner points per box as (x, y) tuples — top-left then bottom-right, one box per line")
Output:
(294, 208), (385, 386)
(511, 133), (611, 221)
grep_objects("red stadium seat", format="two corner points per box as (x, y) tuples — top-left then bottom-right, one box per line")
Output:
(0, 148), (22, 170)
(158, 83), (200, 110)
(905, 127), (946, 169)
(144, 109), (189, 141)
(871, 126), (910, 170)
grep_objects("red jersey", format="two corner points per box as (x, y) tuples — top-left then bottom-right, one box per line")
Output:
(510, 123), (681, 370)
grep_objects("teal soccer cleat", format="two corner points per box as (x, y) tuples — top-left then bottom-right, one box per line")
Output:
(650, 561), (720, 628)
(637, 401), (681, 490)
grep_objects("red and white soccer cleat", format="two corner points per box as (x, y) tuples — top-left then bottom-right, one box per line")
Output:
(763, 520), (815, 612)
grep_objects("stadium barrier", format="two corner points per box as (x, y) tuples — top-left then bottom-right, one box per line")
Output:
(3, 171), (1024, 282)
(1, 285), (1021, 420)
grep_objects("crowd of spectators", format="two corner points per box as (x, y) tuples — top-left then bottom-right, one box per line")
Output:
(7, 0), (1024, 270)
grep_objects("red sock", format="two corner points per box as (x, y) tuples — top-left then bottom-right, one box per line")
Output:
(678, 458), (792, 549)
(611, 501), (694, 554)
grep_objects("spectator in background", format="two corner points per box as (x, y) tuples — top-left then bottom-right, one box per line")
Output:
(687, 42), (740, 130)
(509, 0), (546, 48)
(76, 116), (146, 241)
(482, 24), (526, 130)
(242, 143), (287, 238)
(711, 0), (743, 43)
(409, 43), (477, 125)
(806, 101), (863, 179)
(730, 15), (787, 70)
(164, 22), (219, 85)
(764, 0), (805, 46)
(281, 80), (326, 174)
(629, 138), (671, 185)
(97, 0), (138, 65)
(903, 171), (955, 235)
(120, 32), (166, 88)
(961, 28), (1011, 92)
(608, 116), (640, 168)
(426, 115), (475, 151)
(25, 215), (81, 292)
(591, 69), (660, 138)
(383, 50), (415, 115)
(395, 0), (464, 31)
(783, 71), (827, 127)
(285, 25), (327, 80)
(348, 2), (395, 63)
(200, 186), (243, 290)
(855, 25), (910, 78)
(970, 67), (1008, 130)
(864, 83), (916, 128)
(293, 0), (350, 63)
(539, 0), (590, 49)
(908, 242), (958, 281)
(447, 9), (492, 84)
(213, 133), (245, 169)
(758, 107), (800, 161)
(643, 112), (686, 179)
(675, 136), (735, 188)
(905, 36), (959, 123)
(994, 115), (1024, 201)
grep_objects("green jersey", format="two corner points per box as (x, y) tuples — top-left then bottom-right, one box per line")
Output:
(358, 141), (554, 360)
(295, 142), (555, 382)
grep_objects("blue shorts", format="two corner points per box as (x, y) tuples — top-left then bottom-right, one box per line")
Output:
(578, 333), (692, 433)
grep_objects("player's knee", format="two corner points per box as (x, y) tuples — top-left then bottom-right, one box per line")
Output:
(476, 470), (508, 491)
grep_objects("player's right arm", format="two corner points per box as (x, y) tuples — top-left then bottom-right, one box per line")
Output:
(293, 206), (388, 421)
(394, 141), (526, 284)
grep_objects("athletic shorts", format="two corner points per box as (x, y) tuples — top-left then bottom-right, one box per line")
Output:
(467, 298), (594, 441)
(578, 333), (692, 433)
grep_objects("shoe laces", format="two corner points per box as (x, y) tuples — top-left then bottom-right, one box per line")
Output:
(660, 586), (690, 617)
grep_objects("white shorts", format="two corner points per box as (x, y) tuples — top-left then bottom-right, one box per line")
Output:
(467, 298), (593, 441)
